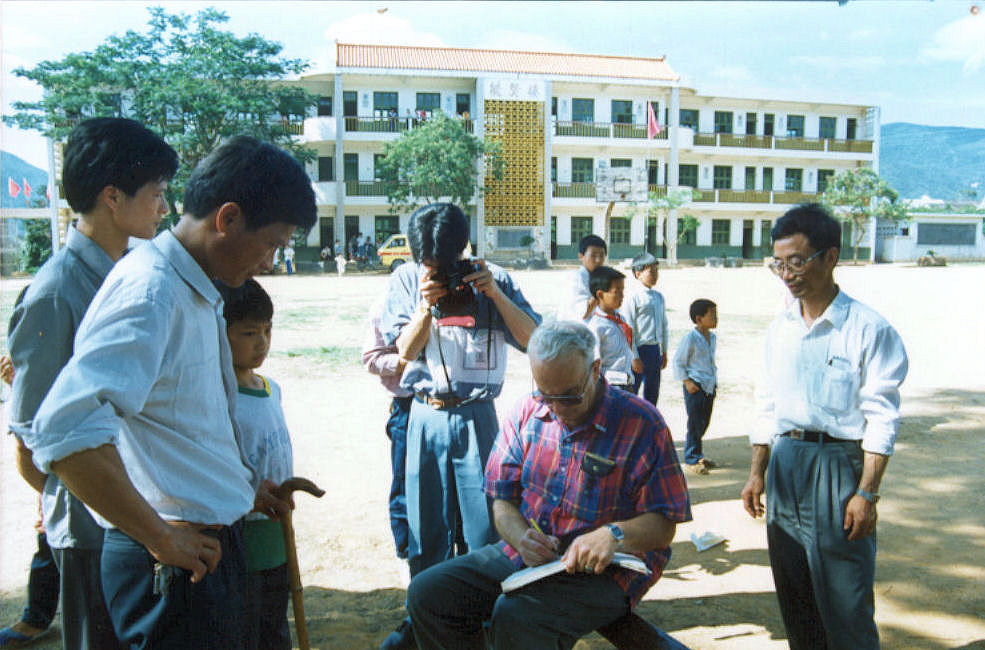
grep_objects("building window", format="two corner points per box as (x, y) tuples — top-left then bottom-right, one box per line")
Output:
(786, 115), (805, 137)
(647, 159), (658, 185)
(917, 223), (976, 245)
(760, 220), (772, 249)
(343, 153), (358, 181)
(318, 156), (334, 182)
(610, 158), (631, 168)
(610, 217), (630, 244)
(712, 219), (731, 245)
(551, 96), (558, 117)
(319, 216), (334, 248)
(746, 112), (757, 135)
(373, 92), (398, 116)
(819, 117), (836, 139)
(847, 118), (858, 140)
(764, 113), (775, 136)
(679, 109), (699, 130)
(572, 98), (595, 123)
(343, 91), (357, 117)
(679, 164), (698, 188)
(677, 218), (697, 245)
(611, 100), (633, 124)
(745, 166), (756, 191)
(373, 154), (386, 180)
(456, 93), (470, 116)
(714, 111), (733, 134)
(375, 215), (400, 243)
(497, 228), (534, 249)
(416, 92), (440, 113)
(572, 158), (594, 183)
(571, 216), (594, 243)
(763, 167), (774, 191)
(818, 169), (835, 193)
(785, 168), (803, 192)
(649, 101), (659, 121)
(551, 157), (557, 183)
(317, 96), (333, 117)
(713, 165), (733, 190)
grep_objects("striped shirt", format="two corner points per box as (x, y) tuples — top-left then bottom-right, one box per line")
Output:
(485, 382), (692, 605)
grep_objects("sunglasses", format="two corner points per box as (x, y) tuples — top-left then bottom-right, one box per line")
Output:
(532, 370), (593, 406)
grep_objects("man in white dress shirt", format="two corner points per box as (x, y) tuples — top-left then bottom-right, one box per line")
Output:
(741, 203), (908, 650)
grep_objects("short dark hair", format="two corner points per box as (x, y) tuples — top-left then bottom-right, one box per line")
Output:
(689, 298), (716, 323)
(183, 136), (316, 232)
(771, 203), (841, 252)
(215, 278), (273, 325)
(589, 265), (625, 297)
(631, 252), (658, 273)
(62, 118), (178, 215)
(407, 203), (469, 267)
(578, 234), (607, 255)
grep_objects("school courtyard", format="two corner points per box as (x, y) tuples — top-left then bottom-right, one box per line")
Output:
(1, 261), (983, 649)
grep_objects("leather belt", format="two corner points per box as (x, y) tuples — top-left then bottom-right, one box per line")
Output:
(415, 392), (466, 410)
(782, 429), (852, 444)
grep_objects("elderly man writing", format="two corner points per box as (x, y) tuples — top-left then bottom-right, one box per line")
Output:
(406, 320), (691, 649)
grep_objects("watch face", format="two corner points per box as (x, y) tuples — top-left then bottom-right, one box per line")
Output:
(608, 524), (625, 541)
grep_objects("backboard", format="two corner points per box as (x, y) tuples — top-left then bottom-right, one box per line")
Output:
(596, 166), (648, 203)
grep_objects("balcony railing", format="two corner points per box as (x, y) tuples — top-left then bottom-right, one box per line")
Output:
(343, 116), (473, 134)
(553, 120), (668, 140)
(718, 189), (771, 203)
(774, 136), (825, 151)
(773, 191), (817, 204)
(344, 180), (387, 196)
(827, 139), (873, 153)
(647, 185), (668, 198)
(720, 133), (772, 149)
(692, 132), (873, 153)
(553, 182), (597, 198)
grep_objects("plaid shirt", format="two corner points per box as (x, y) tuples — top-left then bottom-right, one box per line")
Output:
(485, 381), (692, 605)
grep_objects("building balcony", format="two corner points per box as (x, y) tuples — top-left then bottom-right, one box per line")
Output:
(545, 183), (819, 206)
(342, 116), (474, 134)
(552, 182), (597, 198)
(691, 132), (873, 154)
(553, 121), (668, 140)
(648, 185), (668, 198)
(344, 180), (387, 196)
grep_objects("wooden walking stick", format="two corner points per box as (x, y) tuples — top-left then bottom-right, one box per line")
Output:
(274, 477), (325, 650)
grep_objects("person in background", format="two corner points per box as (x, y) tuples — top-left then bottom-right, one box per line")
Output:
(620, 252), (668, 405)
(562, 234), (607, 321)
(672, 299), (719, 475)
(584, 266), (640, 391)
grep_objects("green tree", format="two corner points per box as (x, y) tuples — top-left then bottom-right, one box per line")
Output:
(377, 111), (503, 213)
(677, 215), (699, 244)
(20, 219), (52, 273)
(3, 6), (317, 219)
(627, 187), (699, 263)
(821, 168), (908, 263)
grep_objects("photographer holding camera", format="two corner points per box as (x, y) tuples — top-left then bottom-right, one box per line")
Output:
(379, 203), (541, 648)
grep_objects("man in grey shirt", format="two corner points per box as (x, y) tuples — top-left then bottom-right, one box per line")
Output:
(8, 117), (177, 650)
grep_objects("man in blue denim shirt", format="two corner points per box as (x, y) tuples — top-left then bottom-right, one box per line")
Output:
(7, 117), (177, 650)
(23, 136), (316, 649)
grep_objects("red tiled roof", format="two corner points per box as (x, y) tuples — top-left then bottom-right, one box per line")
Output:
(337, 43), (678, 82)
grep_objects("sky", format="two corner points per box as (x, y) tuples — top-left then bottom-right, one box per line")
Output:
(2, 0), (984, 169)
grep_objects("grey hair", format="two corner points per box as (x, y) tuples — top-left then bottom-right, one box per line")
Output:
(527, 320), (596, 371)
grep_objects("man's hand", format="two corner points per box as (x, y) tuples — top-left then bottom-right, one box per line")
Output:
(660, 354), (668, 370)
(562, 527), (618, 575)
(252, 478), (293, 522)
(632, 358), (643, 374)
(516, 526), (559, 567)
(843, 494), (877, 540)
(741, 474), (766, 518)
(684, 379), (700, 394)
(419, 267), (449, 307)
(464, 259), (501, 301)
(147, 522), (223, 584)
(0, 354), (13, 385)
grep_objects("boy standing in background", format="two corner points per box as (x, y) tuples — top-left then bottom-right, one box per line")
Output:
(585, 266), (642, 390)
(562, 234), (607, 320)
(217, 278), (294, 650)
(621, 252), (668, 405)
(673, 299), (719, 474)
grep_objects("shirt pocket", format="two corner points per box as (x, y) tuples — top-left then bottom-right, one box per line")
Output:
(815, 358), (858, 414)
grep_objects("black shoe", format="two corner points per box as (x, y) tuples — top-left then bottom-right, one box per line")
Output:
(381, 619), (417, 650)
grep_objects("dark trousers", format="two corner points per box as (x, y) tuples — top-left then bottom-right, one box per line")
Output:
(101, 523), (246, 650)
(244, 563), (290, 650)
(52, 546), (118, 650)
(632, 344), (663, 405)
(682, 387), (715, 465)
(766, 436), (878, 650)
(20, 532), (59, 630)
(407, 545), (629, 650)
(387, 396), (413, 559)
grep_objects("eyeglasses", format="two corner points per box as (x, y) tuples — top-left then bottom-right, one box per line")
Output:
(769, 248), (828, 276)
(532, 371), (593, 406)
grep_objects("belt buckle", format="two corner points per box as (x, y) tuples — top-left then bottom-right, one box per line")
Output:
(789, 429), (805, 441)
(428, 397), (444, 410)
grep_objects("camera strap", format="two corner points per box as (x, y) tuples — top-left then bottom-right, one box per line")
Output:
(433, 300), (493, 406)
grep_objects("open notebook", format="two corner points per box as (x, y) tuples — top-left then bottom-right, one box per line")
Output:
(501, 552), (650, 593)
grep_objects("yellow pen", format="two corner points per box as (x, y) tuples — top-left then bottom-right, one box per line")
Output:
(528, 518), (545, 534)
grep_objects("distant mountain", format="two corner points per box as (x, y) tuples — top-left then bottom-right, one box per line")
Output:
(880, 123), (985, 201)
(1, 151), (49, 208)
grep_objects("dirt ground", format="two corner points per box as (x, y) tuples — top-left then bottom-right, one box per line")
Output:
(1, 261), (983, 649)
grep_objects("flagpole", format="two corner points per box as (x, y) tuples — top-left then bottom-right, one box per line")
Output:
(47, 137), (60, 253)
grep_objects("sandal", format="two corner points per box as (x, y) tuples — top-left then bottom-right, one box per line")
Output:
(698, 458), (717, 469)
(0, 622), (47, 648)
(686, 463), (709, 475)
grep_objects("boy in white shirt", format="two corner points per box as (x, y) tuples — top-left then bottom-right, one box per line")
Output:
(585, 266), (642, 390)
(620, 252), (668, 406)
(562, 234), (607, 321)
(673, 299), (718, 474)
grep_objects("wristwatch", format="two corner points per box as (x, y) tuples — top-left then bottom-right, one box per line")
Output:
(606, 523), (625, 547)
(855, 488), (880, 504)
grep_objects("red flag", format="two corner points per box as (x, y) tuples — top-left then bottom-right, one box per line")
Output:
(23, 178), (32, 199)
(8, 177), (21, 198)
(47, 185), (52, 200)
(647, 102), (662, 138)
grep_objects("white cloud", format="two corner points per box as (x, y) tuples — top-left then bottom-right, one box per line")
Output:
(788, 55), (886, 73)
(921, 13), (985, 72)
(473, 30), (573, 54)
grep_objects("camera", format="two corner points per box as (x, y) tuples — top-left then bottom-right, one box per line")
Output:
(433, 258), (479, 320)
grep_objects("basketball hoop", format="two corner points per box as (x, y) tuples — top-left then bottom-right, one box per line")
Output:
(596, 166), (648, 203)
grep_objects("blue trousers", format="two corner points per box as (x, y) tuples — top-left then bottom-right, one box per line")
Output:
(52, 546), (117, 650)
(244, 563), (290, 650)
(766, 436), (878, 650)
(405, 398), (498, 577)
(387, 396), (413, 559)
(20, 532), (59, 631)
(632, 343), (663, 405)
(682, 387), (715, 465)
(101, 523), (246, 649)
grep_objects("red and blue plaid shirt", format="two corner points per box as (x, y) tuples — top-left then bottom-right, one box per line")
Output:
(485, 381), (692, 605)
